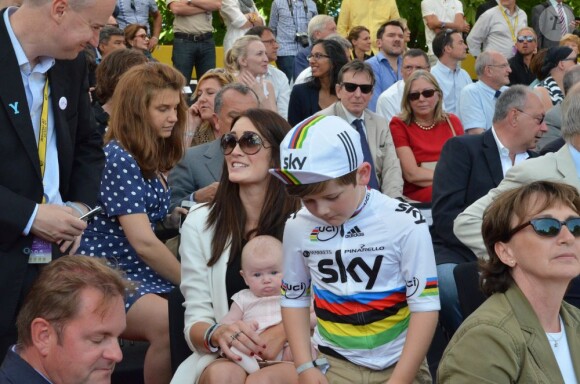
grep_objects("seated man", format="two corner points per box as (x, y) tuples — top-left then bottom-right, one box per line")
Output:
(169, 84), (259, 209)
(0, 255), (129, 383)
(432, 85), (545, 334)
(458, 50), (510, 135)
(317, 60), (404, 199)
(376, 48), (430, 123)
(508, 27), (537, 86)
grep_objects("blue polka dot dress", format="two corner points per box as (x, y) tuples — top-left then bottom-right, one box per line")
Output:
(79, 140), (174, 310)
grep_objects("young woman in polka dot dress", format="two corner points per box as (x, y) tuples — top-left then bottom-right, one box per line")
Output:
(78, 63), (186, 384)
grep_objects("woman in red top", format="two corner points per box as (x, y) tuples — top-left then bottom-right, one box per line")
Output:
(390, 70), (463, 202)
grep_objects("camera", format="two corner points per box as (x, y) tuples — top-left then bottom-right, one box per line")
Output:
(295, 33), (309, 47)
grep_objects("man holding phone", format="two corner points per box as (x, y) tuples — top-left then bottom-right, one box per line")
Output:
(0, 0), (112, 361)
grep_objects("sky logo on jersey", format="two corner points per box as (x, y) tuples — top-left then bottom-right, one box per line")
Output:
(310, 226), (340, 242)
(345, 226), (364, 238)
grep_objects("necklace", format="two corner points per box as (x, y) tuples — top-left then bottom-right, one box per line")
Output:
(547, 331), (564, 347)
(414, 120), (436, 130)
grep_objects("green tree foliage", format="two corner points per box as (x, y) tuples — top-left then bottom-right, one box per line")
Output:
(157, 0), (579, 49)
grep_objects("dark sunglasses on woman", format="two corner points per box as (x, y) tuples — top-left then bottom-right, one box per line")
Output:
(408, 89), (436, 101)
(508, 217), (580, 239)
(221, 131), (270, 155)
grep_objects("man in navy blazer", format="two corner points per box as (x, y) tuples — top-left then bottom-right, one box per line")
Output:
(432, 85), (546, 334)
(0, 0), (114, 360)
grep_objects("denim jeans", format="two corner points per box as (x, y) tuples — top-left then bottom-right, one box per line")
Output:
(172, 37), (216, 84)
(275, 55), (294, 83)
(437, 263), (463, 335)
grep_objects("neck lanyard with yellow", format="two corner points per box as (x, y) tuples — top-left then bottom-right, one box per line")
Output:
(39, 78), (49, 203)
(499, 5), (519, 44)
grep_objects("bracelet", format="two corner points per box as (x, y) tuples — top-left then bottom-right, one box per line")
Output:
(296, 357), (329, 375)
(65, 201), (86, 217)
(203, 323), (221, 353)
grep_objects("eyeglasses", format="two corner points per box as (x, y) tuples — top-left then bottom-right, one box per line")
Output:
(407, 89), (436, 101)
(307, 53), (330, 61)
(508, 217), (580, 239)
(135, 33), (150, 39)
(517, 35), (536, 43)
(341, 82), (373, 94)
(221, 131), (271, 155)
(515, 108), (545, 125)
(487, 63), (510, 69)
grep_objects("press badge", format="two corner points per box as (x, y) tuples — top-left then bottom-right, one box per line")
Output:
(29, 236), (52, 264)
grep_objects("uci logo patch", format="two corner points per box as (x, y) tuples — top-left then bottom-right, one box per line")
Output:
(309, 226), (339, 242)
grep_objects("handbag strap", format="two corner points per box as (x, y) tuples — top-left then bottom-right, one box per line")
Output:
(445, 114), (457, 137)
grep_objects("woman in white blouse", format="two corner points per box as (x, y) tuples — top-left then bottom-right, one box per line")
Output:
(221, 0), (264, 53)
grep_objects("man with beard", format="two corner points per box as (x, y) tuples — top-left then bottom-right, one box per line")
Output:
(508, 27), (538, 85)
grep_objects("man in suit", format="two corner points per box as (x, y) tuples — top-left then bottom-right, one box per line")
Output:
(317, 60), (404, 199)
(433, 85), (546, 333)
(537, 65), (580, 152)
(0, 0), (112, 360)
(0, 256), (127, 384)
(169, 83), (259, 210)
(532, 0), (576, 50)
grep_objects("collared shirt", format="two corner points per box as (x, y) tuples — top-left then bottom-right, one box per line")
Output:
(467, 5), (527, 59)
(508, 52), (535, 85)
(568, 143), (580, 178)
(366, 51), (402, 112)
(5, 8), (60, 235)
(265, 64), (291, 119)
(459, 80), (508, 131)
(268, 0), (317, 56)
(421, 0), (464, 55)
(340, 103), (368, 136)
(376, 79), (405, 123)
(116, 0), (158, 33)
(431, 60), (472, 115)
(491, 126), (529, 176)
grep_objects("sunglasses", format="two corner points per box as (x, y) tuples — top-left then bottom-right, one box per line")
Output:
(508, 217), (580, 239)
(341, 82), (373, 94)
(408, 89), (436, 101)
(221, 131), (270, 155)
(517, 35), (535, 43)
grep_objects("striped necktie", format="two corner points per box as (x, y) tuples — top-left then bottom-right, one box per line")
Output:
(557, 3), (567, 36)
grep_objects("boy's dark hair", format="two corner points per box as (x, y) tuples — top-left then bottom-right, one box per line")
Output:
(432, 29), (459, 59)
(285, 169), (358, 198)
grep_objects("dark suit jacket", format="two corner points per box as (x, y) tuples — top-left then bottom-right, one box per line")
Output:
(0, 8), (104, 351)
(168, 139), (223, 211)
(288, 82), (320, 126)
(532, 1), (575, 49)
(0, 349), (50, 384)
(432, 129), (537, 264)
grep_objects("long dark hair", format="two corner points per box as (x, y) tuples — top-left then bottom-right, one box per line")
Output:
(205, 109), (300, 266)
(308, 39), (349, 96)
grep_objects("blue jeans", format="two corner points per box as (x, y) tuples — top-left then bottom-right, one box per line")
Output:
(172, 37), (216, 84)
(275, 55), (294, 83)
(437, 263), (463, 335)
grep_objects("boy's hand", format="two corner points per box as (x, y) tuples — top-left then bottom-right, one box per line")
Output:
(298, 368), (329, 384)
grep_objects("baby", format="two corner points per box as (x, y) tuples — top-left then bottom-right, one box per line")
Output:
(221, 235), (316, 373)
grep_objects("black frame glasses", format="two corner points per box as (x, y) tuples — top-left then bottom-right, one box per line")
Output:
(221, 131), (270, 155)
(307, 53), (330, 61)
(341, 82), (373, 94)
(516, 35), (535, 43)
(508, 217), (580, 239)
(515, 108), (545, 125)
(407, 89), (436, 101)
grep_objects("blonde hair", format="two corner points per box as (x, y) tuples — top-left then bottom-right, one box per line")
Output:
(224, 35), (262, 73)
(399, 70), (445, 125)
(561, 33), (580, 49)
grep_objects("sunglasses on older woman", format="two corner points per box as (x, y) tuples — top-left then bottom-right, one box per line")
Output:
(221, 131), (270, 155)
(407, 89), (436, 101)
(508, 217), (580, 239)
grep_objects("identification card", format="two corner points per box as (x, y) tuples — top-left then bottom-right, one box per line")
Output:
(512, 45), (517, 56)
(29, 236), (52, 264)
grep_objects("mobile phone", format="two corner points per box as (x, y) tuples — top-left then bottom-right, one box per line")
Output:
(180, 200), (195, 228)
(79, 206), (102, 222)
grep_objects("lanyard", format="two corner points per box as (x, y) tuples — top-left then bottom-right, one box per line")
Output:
(498, 5), (518, 43)
(39, 78), (49, 202)
(286, 0), (308, 29)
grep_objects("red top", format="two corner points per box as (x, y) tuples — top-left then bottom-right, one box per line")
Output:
(390, 114), (464, 202)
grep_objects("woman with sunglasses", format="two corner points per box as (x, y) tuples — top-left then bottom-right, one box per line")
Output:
(124, 23), (156, 61)
(225, 35), (278, 113)
(438, 180), (580, 383)
(79, 63), (186, 384)
(186, 69), (235, 147)
(390, 70), (463, 203)
(288, 39), (349, 126)
(177, 109), (301, 383)
(534, 46), (575, 111)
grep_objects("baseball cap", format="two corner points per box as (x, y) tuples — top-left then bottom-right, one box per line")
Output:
(269, 115), (363, 185)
